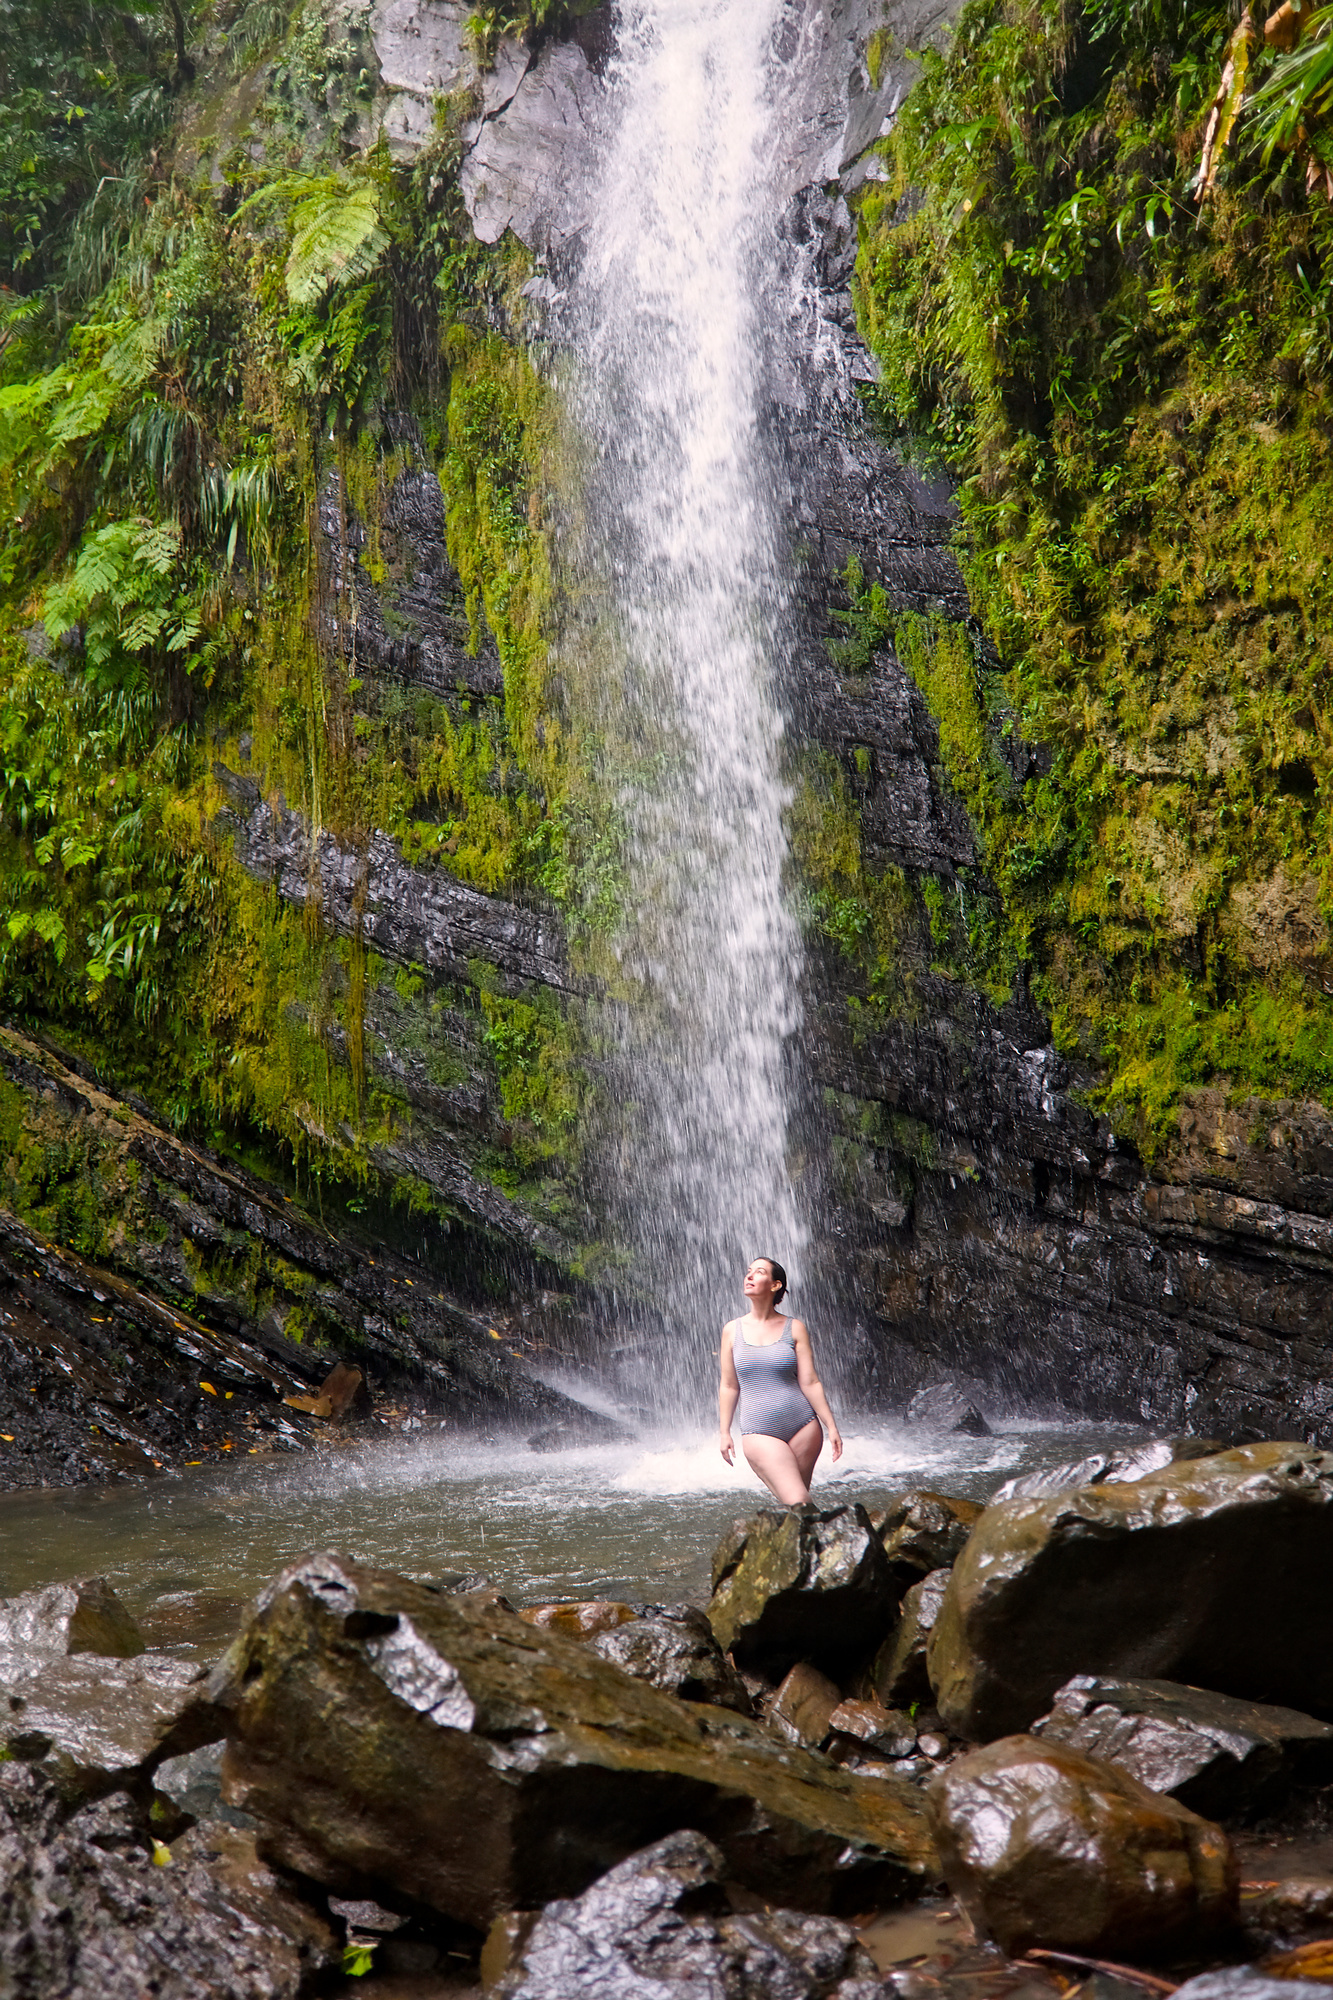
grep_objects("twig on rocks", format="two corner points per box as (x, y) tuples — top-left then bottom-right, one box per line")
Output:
(1020, 1948), (1179, 1993)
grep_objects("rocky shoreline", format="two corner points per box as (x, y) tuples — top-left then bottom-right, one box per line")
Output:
(5, 1442), (1333, 1997)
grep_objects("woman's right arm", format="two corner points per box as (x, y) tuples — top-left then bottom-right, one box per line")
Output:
(718, 1322), (739, 1464)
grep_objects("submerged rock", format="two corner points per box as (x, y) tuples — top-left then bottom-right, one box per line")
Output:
(588, 1606), (752, 1713)
(708, 1505), (898, 1677)
(1034, 1675), (1333, 1820)
(519, 1600), (639, 1640)
(0, 1650), (223, 1798)
(495, 1829), (882, 2000)
(0, 1761), (337, 1999)
(873, 1569), (952, 1710)
(928, 1444), (1333, 1739)
(0, 1577), (144, 1659)
(216, 1553), (936, 1927)
(928, 1734), (1237, 1958)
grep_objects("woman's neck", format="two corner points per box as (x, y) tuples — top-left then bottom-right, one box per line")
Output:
(747, 1303), (780, 1324)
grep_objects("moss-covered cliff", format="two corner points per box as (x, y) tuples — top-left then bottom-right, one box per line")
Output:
(0, 0), (611, 1310)
(848, 0), (1333, 1158)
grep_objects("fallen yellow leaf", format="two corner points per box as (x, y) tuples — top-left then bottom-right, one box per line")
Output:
(200, 1381), (217, 1395)
(0, 1434), (13, 1443)
(489, 1328), (502, 1340)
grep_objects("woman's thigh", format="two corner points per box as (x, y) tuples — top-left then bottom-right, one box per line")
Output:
(789, 1417), (824, 1481)
(742, 1431), (811, 1505)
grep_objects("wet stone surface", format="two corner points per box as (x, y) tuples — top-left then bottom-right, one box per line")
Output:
(0, 1761), (338, 2000)
(495, 1828), (883, 2000)
(928, 1734), (1237, 1960)
(928, 1445), (1333, 1740)
(708, 1504), (899, 1679)
(1034, 1676), (1333, 1821)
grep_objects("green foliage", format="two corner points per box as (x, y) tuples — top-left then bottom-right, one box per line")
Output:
(1250, 8), (1333, 159)
(0, 0), (182, 295)
(478, 978), (585, 1162)
(854, 0), (1333, 1150)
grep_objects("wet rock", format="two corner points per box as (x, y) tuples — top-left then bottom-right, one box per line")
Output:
(928, 1444), (1333, 1740)
(216, 1553), (936, 1926)
(992, 1438), (1227, 1505)
(154, 1741), (254, 1830)
(1033, 1675), (1333, 1820)
(874, 1568), (952, 1709)
(0, 1761), (338, 1998)
(827, 1699), (918, 1761)
(526, 1412), (634, 1451)
(0, 1649), (224, 1798)
(1171, 1975), (1316, 2000)
(953, 1406), (992, 1437)
(518, 1599), (639, 1640)
(770, 1664), (843, 1748)
(870, 1491), (983, 1582)
(0, 1577), (144, 1658)
(907, 1382), (994, 1432)
(1244, 1876), (1333, 1930)
(587, 1606), (752, 1713)
(495, 1828), (883, 2000)
(708, 1505), (898, 1677)
(928, 1734), (1237, 1958)
(319, 1361), (371, 1421)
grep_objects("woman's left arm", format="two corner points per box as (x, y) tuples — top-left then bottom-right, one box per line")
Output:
(792, 1320), (843, 1461)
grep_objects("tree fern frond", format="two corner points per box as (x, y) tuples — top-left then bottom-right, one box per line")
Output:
(285, 182), (387, 306)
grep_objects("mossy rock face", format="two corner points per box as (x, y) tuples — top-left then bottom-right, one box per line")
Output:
(707, 1505), (900, 1679)
(927, 1444), (1333, 1741)
(216, 1553), (937, 1926)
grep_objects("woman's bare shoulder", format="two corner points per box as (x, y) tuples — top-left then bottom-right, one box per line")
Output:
(788, 1316), (811, 1341)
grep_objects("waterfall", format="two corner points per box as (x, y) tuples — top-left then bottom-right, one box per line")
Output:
(563, 0), (806, 1414)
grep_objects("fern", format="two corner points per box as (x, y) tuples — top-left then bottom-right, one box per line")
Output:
(285, 183), (387, 306)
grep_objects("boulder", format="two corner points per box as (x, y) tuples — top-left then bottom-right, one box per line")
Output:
(587, 1606), (751, 1713)
(519, 1601), (639, 1640)
(0, 1649), (224, 1798)
(769, 1664), (842, 1748)
(494, 1829), (883, 2000)
(1034, 1675), (1333, 1820)
(215, 1553), (937, 1927)
(928, 1444), (1333, 1740)
(0, 1761), (337, 1999)
(708, 1505), (898, 1677)
(0, 1577), (143, 1659)
(927, 1734), (1237, 1959)
(873, 1569), (952, 1709)
(870, 1492), (983, 1582)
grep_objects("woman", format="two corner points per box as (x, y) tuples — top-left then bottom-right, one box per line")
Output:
(718, 1256), (843, 1505)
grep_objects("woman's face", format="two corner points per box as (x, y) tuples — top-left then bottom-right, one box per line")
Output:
(743, 1259), (777, 1305)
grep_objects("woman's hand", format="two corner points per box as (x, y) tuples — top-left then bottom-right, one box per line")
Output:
(719, 1432), (735, 1465)
(827, 1427), (843, 1463)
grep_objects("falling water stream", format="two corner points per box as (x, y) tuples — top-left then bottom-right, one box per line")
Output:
(567, 0), (806, 1412)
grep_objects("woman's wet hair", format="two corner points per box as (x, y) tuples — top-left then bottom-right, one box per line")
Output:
(761, 1257), (787, 1305)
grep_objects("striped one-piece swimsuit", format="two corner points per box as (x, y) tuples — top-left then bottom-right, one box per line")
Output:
(733, 1319), (817, 1442)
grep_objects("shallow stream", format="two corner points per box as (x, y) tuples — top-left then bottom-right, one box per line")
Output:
(0, 1417), (1147, 1657)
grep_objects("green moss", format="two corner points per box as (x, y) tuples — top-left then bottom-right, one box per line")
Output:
(853, 0), (1333, 1154)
